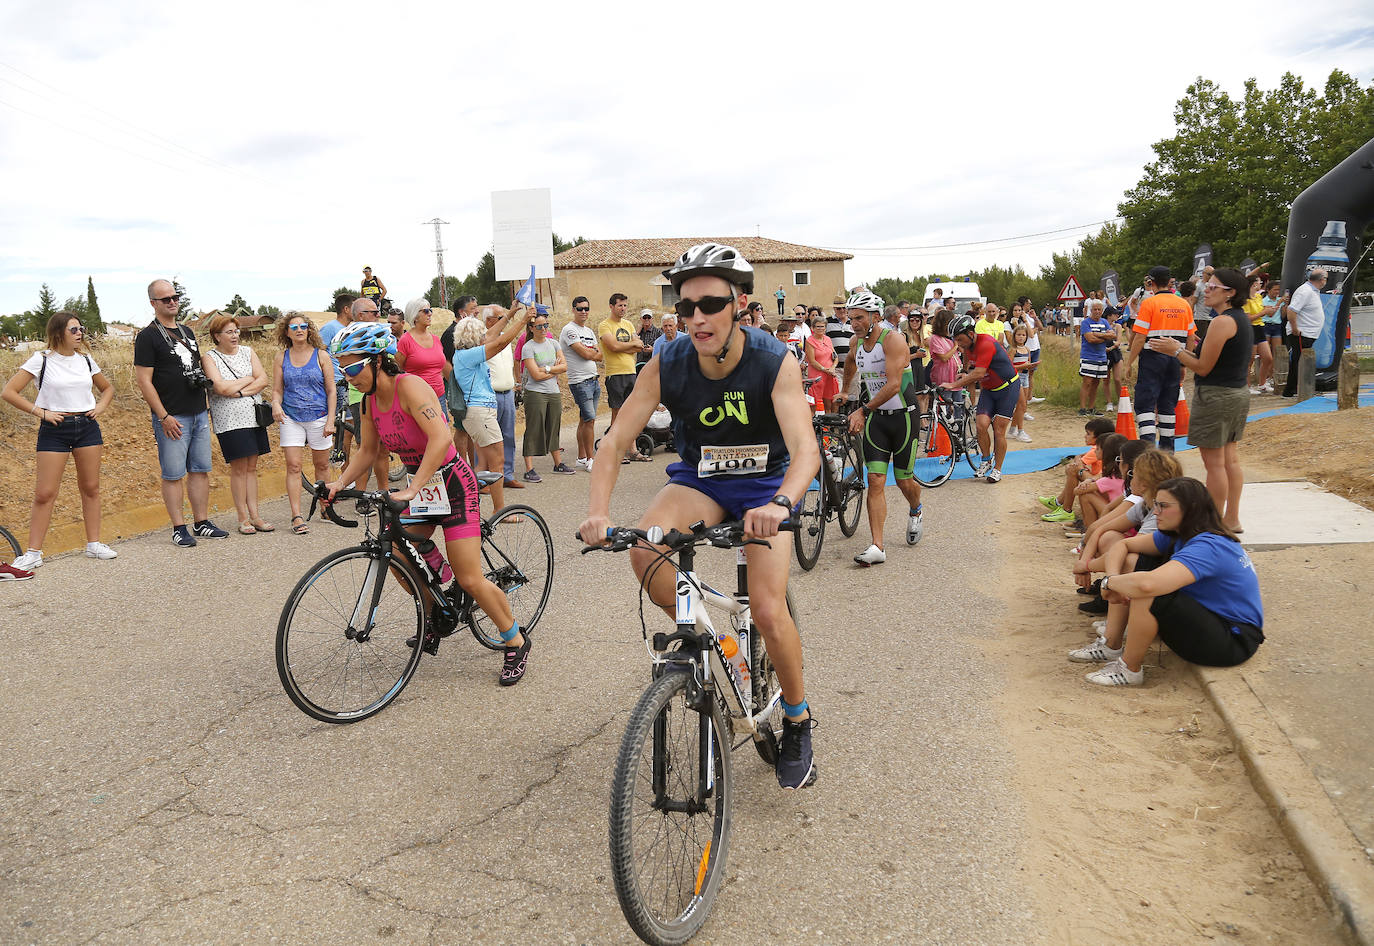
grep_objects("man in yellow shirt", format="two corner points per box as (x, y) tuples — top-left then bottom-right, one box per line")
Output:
(974, 303), (1011, 349)
(600, 293), (650, 461)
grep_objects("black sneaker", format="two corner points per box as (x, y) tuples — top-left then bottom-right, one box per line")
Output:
(776, 715), (818, 789)
(1078, 596), (1110, 615)
(500, 634), (532, 686)
(192, 519), (229, 539)
(171, 525), (197, 548)
(406, 630), (440, 655)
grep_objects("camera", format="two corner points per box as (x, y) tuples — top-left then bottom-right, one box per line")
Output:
(183, 363), (214, 391)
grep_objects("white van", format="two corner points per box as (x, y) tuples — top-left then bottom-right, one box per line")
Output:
(923, 282), (986, 315)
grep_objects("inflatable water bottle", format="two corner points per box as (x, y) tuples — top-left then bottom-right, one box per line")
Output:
(1308, 220), (1350, 371)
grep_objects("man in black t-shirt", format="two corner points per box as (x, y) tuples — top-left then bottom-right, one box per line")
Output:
(133, 278), (228, 546)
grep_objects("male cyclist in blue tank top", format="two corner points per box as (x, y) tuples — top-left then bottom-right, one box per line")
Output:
(579, 243), (820, 789)
(838, 291), (925, 566)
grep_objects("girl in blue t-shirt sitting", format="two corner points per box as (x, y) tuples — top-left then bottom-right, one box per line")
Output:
(1072, 476), (1264, 687)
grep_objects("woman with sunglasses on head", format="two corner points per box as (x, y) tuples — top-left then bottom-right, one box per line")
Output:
(1147, 267), (1251, 533)
(2, 312), (116, 575)
(1073, 476), (1263, 686)
(326, 320), (533, 684)
(393, 298), (446, 400)
(271, 313), (336, 535)
(202, 313), (273, 535)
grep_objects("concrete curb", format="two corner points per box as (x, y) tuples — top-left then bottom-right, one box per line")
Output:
(1194, 664), (1374, 945)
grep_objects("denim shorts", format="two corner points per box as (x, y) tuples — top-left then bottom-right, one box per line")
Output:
(36, 414), (103, 453)
(152, 411), (213, 480)
(569, 377), (600, 422)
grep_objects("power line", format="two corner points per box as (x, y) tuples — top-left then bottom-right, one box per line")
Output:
(821, 218), (1121, 253)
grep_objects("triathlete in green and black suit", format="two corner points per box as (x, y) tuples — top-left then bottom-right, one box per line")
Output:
(838, 291), (924, 565)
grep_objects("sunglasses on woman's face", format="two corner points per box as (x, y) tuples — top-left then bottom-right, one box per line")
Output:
(288, 323), (310, 331)
(342, 359), (371, 378)
(531, 322), (549, 329)
(68, 325), (85, 334)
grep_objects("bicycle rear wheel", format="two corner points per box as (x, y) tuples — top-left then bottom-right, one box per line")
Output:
(913, 415), (956, 487)
(751, 589), (800, 766)
(276, 547), (425, 723)
(792, 468), (825, 571)
(836, 436), (864, 537)
(0, 524), (20, 560)
(468, 504), (555, 650)
(610, 669), (732, 946)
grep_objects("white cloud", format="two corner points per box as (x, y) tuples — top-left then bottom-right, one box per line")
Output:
(1, 0), (1370, 319)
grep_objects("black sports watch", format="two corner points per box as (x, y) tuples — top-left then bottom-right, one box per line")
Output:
(769, 494), (793, 511)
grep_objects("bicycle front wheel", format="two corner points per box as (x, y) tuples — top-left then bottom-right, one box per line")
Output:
(276, 547), (425, 723)
(610, 669), (732, 946)
(913, 416), (956, 487)
(836, 436), (864, 537)
(792, 468), (825, 571)
(468, 504), (555, 650)
(0, 524), (20, 560)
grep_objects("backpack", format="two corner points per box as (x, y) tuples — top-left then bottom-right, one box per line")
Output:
(37, 351), (94, 390)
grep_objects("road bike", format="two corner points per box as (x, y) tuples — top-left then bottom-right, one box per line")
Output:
(912, 386), (982, 487)
(0, 524), (21, 561)
(792, 408), (864, 570)
(276, 475), (553, 723)
(581, 520), (800, 946)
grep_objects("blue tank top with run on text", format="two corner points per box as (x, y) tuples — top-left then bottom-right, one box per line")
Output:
(658, 326), (789, 480)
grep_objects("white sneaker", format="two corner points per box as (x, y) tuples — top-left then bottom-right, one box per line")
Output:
(1023, 413), (1035, 421)
(1069, 635), (1124, 663)
(1013, 429), (1032, 443)
(1249, 386), (1262, 395)
(1030, 396), (1046, 404)
(12, 550), (43, 571)
(905, 508), (923, 546)
(986, 468), (1002, 483)
(1104, 402), (1116, 413)
(84, 541), (118, 560)
(974, 459), (993, 478)
(1085, 657), (1144, 686)
(1260, 382), (1274, 393)
(575, 457), (590, 470)
(853, 544), (886, 566)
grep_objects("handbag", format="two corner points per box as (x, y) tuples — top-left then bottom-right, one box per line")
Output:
(254, 402), (274, 427)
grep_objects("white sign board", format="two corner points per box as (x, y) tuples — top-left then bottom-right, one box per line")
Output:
(492, 188), (554, 282)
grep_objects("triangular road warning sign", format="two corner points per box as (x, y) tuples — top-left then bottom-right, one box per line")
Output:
(1057, 275), (1087, 302)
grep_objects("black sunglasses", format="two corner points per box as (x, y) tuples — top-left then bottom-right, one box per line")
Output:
(574, 306), (590, 312)
(674, 296), (734, 320)
(153, 295), (180, 304)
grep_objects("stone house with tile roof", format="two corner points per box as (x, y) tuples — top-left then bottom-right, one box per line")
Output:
(548, 237), (851, 321)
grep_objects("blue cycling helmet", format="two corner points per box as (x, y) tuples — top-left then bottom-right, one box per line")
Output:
(329, 322), (396, 358)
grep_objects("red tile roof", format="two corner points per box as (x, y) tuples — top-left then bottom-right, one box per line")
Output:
(553, 237), (852, 270)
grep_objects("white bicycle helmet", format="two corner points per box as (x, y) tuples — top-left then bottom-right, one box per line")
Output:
(844, 290), (884, 313)
(662, 242), (755, 295)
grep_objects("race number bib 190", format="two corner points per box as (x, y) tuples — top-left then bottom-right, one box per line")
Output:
(698, 444), (769, 478)
(406, 471), (451, 516)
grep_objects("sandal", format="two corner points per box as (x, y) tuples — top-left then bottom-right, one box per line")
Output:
(238, 522), (257, 535)
(251, 519), (275, 533)
(291, 515), (309, 535)
(629, 453), (651, 462)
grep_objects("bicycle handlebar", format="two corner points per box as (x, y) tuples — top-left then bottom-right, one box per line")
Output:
(574, 518), (795, 554)
(301, 474), (407, 530)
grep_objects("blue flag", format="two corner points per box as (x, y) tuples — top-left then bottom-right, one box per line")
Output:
(515, 265), (536, 305)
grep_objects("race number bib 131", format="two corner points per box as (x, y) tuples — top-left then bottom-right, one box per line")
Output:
(698, 444), (769, 478)
(406, 471), (451, 516)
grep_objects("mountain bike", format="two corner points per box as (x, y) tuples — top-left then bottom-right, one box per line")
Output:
(276, 475), (553, 723)
(581, 520), (800, 946)
(0, 524), (21, 561)
(792, 409), (864, 570)
(912, 386), (982, 487)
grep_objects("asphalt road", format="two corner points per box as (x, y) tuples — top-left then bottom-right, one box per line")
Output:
(1, 451), (1035, 945)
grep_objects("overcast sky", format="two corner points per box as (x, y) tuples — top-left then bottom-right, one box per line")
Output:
(2, 0), (1371, 321)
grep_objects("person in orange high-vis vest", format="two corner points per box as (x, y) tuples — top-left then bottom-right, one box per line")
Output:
(1122, 265), (1195, 449)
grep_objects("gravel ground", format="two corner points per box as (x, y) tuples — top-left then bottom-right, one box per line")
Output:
(0, 443), (1037, 945)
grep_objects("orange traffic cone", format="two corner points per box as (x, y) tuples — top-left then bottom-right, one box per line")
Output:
(1115, 385), (1137, 439)
(1175, 383), (1190, 438)
(930, 423), (951, 457)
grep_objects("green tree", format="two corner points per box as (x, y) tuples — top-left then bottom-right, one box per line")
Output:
(224, 293), (251, 315)
(61, 294), (90, 319)
(426, 275), (464, 308)
(256, 304), (282, 318)
(330, 286), (356, 312)
(173, 279), (193, 320)
(85, 276), (104, 333)
(458, 250), (501, 305)
(37, 283), (57, 320)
